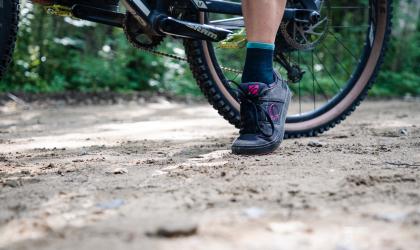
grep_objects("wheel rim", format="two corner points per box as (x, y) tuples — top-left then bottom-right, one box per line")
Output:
(198, 0), (389, 133)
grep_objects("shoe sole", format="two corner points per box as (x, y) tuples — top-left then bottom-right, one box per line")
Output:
(232, 86), (292, 155)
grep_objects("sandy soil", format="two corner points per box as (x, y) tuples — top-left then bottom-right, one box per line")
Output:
(0, 99), (419, 250)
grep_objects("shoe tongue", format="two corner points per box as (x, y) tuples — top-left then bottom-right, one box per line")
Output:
(239, 82), (268, 97)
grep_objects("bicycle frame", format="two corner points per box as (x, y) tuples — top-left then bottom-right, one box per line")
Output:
(71, 0), (323, 42)
(188, 0), (321, 16)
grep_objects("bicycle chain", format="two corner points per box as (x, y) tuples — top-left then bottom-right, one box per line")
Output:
(135, 43), (243, 74)
(138, 45), (243, 74)
(122, 16), (243, 74)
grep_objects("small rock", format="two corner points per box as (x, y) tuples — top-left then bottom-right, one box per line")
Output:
(45, 163), (55, 169)
(20, 170), (31, 175)
(147, 223), (198, 238)
(145, 159), (156, 164)
(333, 135), (349, 139)
(399, 128), (408, 136)
(3, 179), (21, 188)
(308, 141), (323, 147)
(57, 169), (65, 176)
(113, 168), (128, 174)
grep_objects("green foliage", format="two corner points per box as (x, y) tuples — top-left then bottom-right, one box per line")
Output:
(0, 2), (199, 95)
(372, 0), (420, 96)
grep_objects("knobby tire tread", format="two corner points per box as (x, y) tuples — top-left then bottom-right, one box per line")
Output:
(0, 0), (20, 80)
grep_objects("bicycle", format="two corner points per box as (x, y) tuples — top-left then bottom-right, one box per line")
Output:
(0, 0), (393, 138)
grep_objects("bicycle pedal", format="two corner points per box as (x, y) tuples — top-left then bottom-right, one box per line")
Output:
(217, 28), (247, 49)
(45, 5), (73, 17)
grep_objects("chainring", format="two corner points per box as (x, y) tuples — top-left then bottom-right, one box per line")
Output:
(123, 12), (164, 49)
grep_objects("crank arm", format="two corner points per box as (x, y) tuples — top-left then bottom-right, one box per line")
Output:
(158, 17), (232, 42)
(72, 4), (125, 27)
(123, 0), (231, 41)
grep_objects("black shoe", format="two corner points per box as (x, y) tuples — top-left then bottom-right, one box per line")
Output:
(232, 72), (292, 155)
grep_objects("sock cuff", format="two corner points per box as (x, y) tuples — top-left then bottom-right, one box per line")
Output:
(247, 42), (275, 50)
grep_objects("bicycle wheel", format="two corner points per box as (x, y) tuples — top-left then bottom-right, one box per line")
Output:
(184, 0), (393, 138)
(0, 0), (19, 80)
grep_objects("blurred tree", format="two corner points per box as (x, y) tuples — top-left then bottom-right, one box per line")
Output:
(371, 0), (420, 96)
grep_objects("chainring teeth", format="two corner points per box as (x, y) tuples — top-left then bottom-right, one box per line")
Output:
(123, 13), (164, 49)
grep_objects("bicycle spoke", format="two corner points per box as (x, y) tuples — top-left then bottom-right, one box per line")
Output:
(298, 50), (302, 115)
(330, 25), (370, 29)
(328, 31), (358, 61)
(294, 52), (330, 103)
(313, 52), (341, 92)
(330, 6), (369, 10)
(321, 43), (351, 75)
(232, 71), (241, 82)
(304, 63), (330, 102)
(312, 51), (316, 109)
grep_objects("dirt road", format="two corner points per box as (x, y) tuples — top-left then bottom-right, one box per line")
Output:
(0, 99), (419, 250)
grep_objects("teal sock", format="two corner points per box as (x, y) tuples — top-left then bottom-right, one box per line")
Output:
(242, 42), (275, 84)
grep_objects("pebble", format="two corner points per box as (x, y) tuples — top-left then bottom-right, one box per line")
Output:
(20, 170), (31, 175)
(399, 128), (408, 136)
(145, 159), (156, 164)
(113, 168), (128, 174)
(308, 140), (323, 147)
(46, 163), (55, 169)
(147, 223), (198, 238)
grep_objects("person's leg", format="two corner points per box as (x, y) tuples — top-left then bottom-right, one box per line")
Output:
(232, 0), (291, 155)
(241, 0), (287, 84)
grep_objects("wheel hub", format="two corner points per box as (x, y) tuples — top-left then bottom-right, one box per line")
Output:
(277, 4), (329, 52)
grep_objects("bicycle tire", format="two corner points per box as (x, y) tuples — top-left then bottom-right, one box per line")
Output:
(0, 0), (19, 80)
(184, 0), (393, 138)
